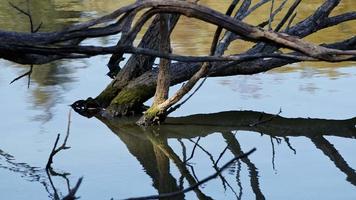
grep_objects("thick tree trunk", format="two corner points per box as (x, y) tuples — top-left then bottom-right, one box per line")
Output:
(95, 14), (180, 108)
(90, 14), (180, 117)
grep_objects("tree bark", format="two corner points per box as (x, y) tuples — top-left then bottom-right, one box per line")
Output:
(139, 13), (172, 125)
(1, 0), (355, 123)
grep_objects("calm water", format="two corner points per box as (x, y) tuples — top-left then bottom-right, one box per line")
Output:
(0, 1), (356, 200)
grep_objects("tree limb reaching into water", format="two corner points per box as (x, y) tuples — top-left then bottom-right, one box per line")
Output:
(1, 0), (356, 125)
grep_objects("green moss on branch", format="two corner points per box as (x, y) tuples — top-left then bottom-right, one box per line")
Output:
(105, 84), (155, 117)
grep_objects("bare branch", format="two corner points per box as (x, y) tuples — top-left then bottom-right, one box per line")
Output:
(268, 0), (275, 30)
(275, 0), (302, 31)
(285, 11), (297, 31)
(211, 0), (241, 55)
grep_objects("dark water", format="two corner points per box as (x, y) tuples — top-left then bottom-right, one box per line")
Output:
(0, 1), (356, 200)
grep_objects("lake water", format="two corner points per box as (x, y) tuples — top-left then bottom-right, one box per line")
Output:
(0, 0), (356, 200)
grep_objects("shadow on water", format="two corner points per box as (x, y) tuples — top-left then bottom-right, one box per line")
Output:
(95, 110), (356, 199)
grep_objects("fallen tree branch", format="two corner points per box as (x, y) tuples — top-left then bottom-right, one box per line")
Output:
(1, 0), (355, 64)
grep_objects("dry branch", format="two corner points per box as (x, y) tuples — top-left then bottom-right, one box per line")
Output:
(2, 0), (355, 124)
(1, 0), (355, 64)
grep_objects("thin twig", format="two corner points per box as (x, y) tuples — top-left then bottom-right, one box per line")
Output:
(210, 0), (240, 55)
(285, 12), (297, 31)
(268, 0), (275, 30)
(275, 0), (302, 32)
(166, 77), (207, 115)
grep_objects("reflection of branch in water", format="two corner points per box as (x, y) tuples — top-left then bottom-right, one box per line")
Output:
(0, 109), (81, 200)
(183, 137), (238, 198)
(0, 147), (79, 200)
(185, 137), (201, 163)
(187, 164), (200, 185)
(62, 177), (83, 200)
(0, 149), (51, 195)
(146, 133), (213, 200)
(103, 126), (183, 199)
(153, 144), (182, 198)
(187, 138), (227, 189)
(45, 109), (83, 200)
(223, 132), (266, 200)
(186, 138), (239, 198)
(42, 108), (82, 200)
(46, 109), (72, 170)
(177, 139), (187, 162)
(97, 110), (356, 198)
(215, 144), (229, 166)
(8, 0), (42, 87)
(236, 160), (243, 200)
(283, 136), (296, 154)
(126, 137), (256, 200)
(310, 136), (356, 186)
(270, 135), (282, 172)
(160, 111), (356, 139)
(248, 108), (282, 127)
(270, 136), (276, 172)
(178, 138), (189, 190)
